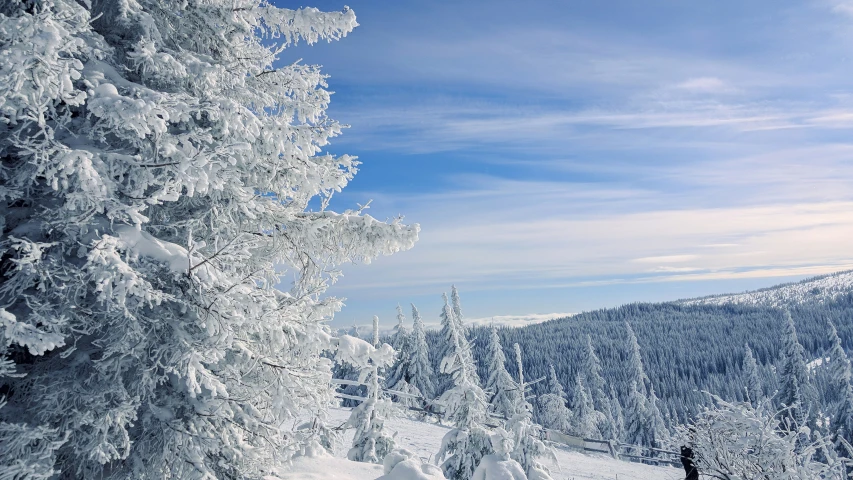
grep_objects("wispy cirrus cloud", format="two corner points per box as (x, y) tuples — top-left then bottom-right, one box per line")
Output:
(277, 0), (853, 325)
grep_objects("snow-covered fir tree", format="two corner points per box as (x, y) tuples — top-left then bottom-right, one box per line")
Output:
(391, 305), (410, 349)
(827, 321), (851, 408)
(610, 384), (626, 442)
(451, 284), (466, 333)
(826, 320), (853, 462)
(336, 335), (397, 464)
(779, 311), (813, 431)
(407, 304), (435, 401)
(581, 335), (613, 439)
(436, 298), (492, 480)
(623, 380), (649, 447)
(569, 374), (604, 439)
(437, 291), (479, 396)
(386, 305), (421, 407)
(743, 343), (764, 404)
(506, 343), (554, 480)
(0, 2), (418, 478)
(484, 326), (522, 419)
(625, 322), (649, 395)
(538, 364), (572, 433)
(646, 385), (670, 448)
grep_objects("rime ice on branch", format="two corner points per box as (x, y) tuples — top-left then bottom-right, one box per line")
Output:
(0, 1), (417, 478)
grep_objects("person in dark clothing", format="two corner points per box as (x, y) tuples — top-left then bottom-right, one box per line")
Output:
(680, 445), (699, 480)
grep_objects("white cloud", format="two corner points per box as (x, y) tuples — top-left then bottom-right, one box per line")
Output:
(831, 1), (853, 17)
(674, 77), (733, 93)
(463, 313), (574, 328)
(633, 255), (700, 264)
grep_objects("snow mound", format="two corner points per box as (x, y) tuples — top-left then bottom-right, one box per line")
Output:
(378, 448), (446, 479)
(471, 455), (527, 480)
(272, 454), (383, 480)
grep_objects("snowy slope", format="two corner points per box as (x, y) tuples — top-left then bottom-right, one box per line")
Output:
(678, 270), (853, 308)
(276, 407), (681, 480)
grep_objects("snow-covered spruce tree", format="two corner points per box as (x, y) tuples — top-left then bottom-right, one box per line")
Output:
(437, 291), (479, 396)
(609, 384), (625, 442)
(407, 304), (435, 402)
(336, 335), (398, 464)
(506, 343), (554, 480)
(385, 306), (421, 407)
(0, 2), (418, 478)
(743, 343), (763, 404)
(538, 364), (571, 433)
(436, 299), (492, 480)
(646, 385), (670, 449)
(569, 374), (603, 439)
(451, 284), (465, 334)
(484, 326), (521, 420)
(827, 321), (852, 408)
(623, 380), (649, 448)
(625, 322), (649, 395)
(826, 320), (853, 463)
(779, 311), (814, 432)
(390, 305), (410, 352)
(581, 335), (613, 439)
(682, 395), (847, 480)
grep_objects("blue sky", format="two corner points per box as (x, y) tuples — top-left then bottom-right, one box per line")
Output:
(275, 0), (853, 327)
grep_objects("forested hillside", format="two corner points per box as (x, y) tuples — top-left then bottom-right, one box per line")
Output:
(427, 276), (853, 425)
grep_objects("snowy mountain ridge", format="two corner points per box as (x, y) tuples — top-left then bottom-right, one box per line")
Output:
(676, 270), (853, 308)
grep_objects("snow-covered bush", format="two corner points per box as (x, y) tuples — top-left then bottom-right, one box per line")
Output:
(378, 448), (446, 480)
(470, 428), (528, 480)
(0, 1), (417, 478)
(681, 395), (848, 480)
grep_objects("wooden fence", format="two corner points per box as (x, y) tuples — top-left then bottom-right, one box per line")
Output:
(330, 377), (680, 468)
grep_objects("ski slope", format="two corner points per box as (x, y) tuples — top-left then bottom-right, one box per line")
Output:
(276, 407), (682, 480)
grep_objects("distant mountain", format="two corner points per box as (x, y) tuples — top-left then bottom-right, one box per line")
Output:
(437, 269), (853, 426)
(677, 270), (853, 308)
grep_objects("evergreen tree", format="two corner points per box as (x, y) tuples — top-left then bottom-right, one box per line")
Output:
(570, 374), (604, 439)
(779, 311), (813, 430)
(743, 343), (764, 404)
(582, 335), (614, 438)
(390, 305), (410, 352)
(436, 297), (492, 480)
(626, 321), (650, 395)
(336, 335), (397, 464)
(0, 2), (417, 478)
(386, 306), (420, 406)
(623, 381), (649, 447)
(506, 343), (554, 479)
(610, 384), (626, 442)
(827, 321), (851, 407)
(538, 365), (572, 433)
(484, 326), (522, 419)
(407, 304), (435, 401)
(826, 320), (853, 462)
(451, 284), (466, 333)
(647, 384), (670, 449)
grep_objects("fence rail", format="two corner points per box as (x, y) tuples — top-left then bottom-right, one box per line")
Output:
(331, 377), (678, 468)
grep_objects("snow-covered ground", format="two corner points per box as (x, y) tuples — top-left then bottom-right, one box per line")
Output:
(678, 269), (853, 308)
(275, 407), (682, 480)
